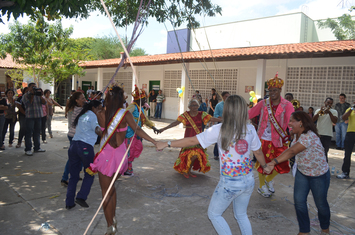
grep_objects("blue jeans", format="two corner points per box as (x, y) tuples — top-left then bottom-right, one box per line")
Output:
(25, 118), (41, 151)
(155, 102), (163, 118)
(294, 169), (330, 233)
(66, 140), (94, 207)
(335, 122), (348, 148)
(208, 173), (254, 235)
(2, 118), (16, 145)
(0, 115), (5, 147)
(62, 135), (73, 181)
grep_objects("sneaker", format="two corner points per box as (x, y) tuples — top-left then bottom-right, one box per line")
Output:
(66, 204), (76, 210)
(257, 185), (271, 198)
(25, 150), (33, 156)
(336, 172), (349, 179)
(75, 198), (89, 208)
(265, 180), (275, 193)
(214, 156), (219, 160)
(61, 180), (68, 187)
(34, 148), (46, 152)
(123, 171), (134, 177)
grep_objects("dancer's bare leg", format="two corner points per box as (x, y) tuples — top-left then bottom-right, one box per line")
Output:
(188, 155), (197, 177)
(98, 172), (118, 227)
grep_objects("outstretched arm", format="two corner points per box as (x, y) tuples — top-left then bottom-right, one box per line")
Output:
(125, 111), (156, 144)
(156, 136), (199, 150)
(267, 142), (306, 170)
(158, 120), (181, 133)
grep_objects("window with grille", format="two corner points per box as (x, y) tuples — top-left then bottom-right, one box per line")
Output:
(286, 66), (355, 107)
(163, 70), (182, 98)
(186, 69), (238, 100)
(103, 71), (132, 93)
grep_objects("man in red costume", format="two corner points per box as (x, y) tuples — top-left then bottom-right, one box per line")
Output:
(249, 73), (294, 197)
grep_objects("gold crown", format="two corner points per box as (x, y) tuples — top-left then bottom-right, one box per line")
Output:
(132, 85), (146, 100)
(267, 72), (284, 89)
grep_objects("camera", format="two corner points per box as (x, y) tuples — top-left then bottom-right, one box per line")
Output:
(33, 87), (42, 96)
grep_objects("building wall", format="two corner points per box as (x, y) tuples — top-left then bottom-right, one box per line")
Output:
(189, 12), (337, 51)
(79, 56), (354, 120)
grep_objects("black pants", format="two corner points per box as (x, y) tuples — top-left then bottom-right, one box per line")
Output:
(41, 116), (47, 141)
(341, 132), (355, 174)
(320, 135), (332, 162)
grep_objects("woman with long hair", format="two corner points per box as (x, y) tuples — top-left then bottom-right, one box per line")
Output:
(267, 111), (330, 235)
(60, 92), (86, 186)
(156, 95), (271, 234)
(86, 85), (157, 235)
(65, 100), (102, 209)
(2, 89), (17, 148)
(156, 99), (220, 178)
(16, 87), (28, 148)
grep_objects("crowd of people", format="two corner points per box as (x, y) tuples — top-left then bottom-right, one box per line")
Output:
(0, 83), (63, 155)
(1, 78), (354, 235)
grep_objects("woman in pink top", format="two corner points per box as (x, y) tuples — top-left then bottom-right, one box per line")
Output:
(87, 85), (157, 235)
(268, 111), (330, 235)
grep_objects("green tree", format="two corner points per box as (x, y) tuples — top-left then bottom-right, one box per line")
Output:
(0, 14), (88, 87)
(317, 8), (355, 40)
(1, 0), (221, 28)
(70, 35), (147, 60)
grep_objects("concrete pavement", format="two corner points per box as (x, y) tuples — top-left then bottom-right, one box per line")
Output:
(0, 110), (354, 235)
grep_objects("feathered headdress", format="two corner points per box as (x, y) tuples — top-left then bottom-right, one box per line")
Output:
(131, 85), (146, 100)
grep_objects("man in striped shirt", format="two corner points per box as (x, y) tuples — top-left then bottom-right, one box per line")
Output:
(22, 83), (47, 156)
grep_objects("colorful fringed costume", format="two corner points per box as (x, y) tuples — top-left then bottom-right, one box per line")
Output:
(174, 111), (212, 174)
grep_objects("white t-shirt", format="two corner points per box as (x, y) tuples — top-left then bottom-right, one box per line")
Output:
(261, 120), (272, 141)
(315, 108), (338, 137)
(197, 123), (261, 177)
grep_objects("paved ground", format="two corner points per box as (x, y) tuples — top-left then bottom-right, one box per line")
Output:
(0, 110), (354, 235)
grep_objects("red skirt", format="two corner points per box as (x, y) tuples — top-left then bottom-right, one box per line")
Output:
(256, 140), (290, 175)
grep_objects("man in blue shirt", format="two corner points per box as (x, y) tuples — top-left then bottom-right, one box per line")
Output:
(213, 91), (230, 160)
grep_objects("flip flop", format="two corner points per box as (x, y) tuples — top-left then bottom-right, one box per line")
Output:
(189, 173), (197, 178)
(183, 174), (189, 179)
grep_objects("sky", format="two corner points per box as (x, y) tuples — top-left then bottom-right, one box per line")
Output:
(0, 0), (354, 55)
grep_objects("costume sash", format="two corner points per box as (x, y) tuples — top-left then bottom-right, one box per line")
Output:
(86, 108), (127, 175)
(265, 99), (289, 146)
(184, 111), (200, 134)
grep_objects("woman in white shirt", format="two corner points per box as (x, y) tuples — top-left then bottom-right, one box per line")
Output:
(267, 111), (330, 235)
(156, 95), (271, 235)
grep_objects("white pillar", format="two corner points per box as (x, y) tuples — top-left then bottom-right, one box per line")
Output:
(97, 68), (103, 91)
(179, 63), (189, 128)
(131, 67), (138, 103)
(256, 59), (266, 98)
(278, 59), (288, 97)
(71, 75), (76, 90)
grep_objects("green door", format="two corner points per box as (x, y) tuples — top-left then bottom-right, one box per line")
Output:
(82, 81), (92, 99)
(148, 81), (160, 116)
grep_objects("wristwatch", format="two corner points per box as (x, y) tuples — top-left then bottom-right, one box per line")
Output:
(167, 141), (171, 147)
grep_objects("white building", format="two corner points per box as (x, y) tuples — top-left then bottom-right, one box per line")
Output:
(78, 40), (355, 119)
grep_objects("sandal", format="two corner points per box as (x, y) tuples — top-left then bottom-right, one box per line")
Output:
(183, 173), (189, 179)
(16, 143), (21, 148)
(189, 173), (197, 178)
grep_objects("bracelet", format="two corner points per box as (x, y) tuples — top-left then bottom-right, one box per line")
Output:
(262, 164), (268, 169)
(273, 159), (279, 165)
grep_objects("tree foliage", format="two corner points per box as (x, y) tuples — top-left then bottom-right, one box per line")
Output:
(0, 0), (91, 23)
(317, 8), (355, 40)
(69, 36), (147, 60)
(0, 14), (88, 87)
(1, 0), (222, 28)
